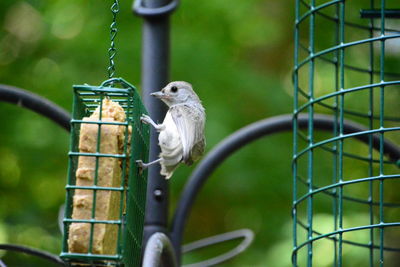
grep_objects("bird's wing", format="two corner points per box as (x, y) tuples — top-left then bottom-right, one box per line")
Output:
(170, 104), (205, 164)
(190, 138), (205, 163)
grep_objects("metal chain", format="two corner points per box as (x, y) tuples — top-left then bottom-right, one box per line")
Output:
(108, 0), (119, 79)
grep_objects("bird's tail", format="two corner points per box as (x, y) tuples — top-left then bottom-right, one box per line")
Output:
(160, 163), (179, 179)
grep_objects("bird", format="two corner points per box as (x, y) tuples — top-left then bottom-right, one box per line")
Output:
(136, 81), (206, 179)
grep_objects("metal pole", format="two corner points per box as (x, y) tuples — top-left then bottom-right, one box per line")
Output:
(133, 0), (178, 249)
(141, 0), (169, 241)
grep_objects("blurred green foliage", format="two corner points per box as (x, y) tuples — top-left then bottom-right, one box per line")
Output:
(0, 0), (398, 266)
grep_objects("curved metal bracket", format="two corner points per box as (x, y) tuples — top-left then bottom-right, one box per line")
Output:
(0, 84), (71, 131)
(171, 113), (400, 260)
(0, 244), (66, 266)
(182, 229), (254, 267)
(142, 232), (178, 267)
(133, 0), (179, 18)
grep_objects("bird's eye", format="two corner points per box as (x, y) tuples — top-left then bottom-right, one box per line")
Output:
(171, 86), (178, 93)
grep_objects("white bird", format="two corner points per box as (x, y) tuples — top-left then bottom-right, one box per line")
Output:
(137, 81), (206, 179)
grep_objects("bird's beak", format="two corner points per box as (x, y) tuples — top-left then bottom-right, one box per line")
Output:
(150, 91), (166, 99)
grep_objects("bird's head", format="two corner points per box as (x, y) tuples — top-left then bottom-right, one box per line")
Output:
(151, 81), (200, 106)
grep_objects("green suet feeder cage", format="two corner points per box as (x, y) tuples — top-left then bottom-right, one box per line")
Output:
(60, 78), (149, 266)
(293, 0), (400, 266)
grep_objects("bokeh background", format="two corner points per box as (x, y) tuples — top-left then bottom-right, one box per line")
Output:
(0, 0), (399, 266)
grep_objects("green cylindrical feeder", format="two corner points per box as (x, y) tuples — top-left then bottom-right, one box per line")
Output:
(293, 1), (400, 266)
(60, 78), (149, 266)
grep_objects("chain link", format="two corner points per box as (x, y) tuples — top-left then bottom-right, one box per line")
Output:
(108, 0), (120, 79)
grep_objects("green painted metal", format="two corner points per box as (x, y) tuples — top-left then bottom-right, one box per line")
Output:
(293, 1), (400, 266)
(60, 78), (149, 266)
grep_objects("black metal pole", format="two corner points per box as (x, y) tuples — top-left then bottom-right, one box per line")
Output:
(133, 0), (178, 248)
(141, 0), (169, 240)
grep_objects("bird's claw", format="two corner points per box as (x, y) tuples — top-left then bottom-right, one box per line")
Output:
(136, 159), (145, 169)
(140, 114), (152, 125)
(136, 160), (146, 175)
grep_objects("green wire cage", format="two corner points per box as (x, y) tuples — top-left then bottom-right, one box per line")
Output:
(60, 78), (149, 266)
(293, 0), (400, 266)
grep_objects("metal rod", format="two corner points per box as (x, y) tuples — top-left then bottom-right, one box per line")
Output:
(0, 244), (66, 266)
(0, 84), (70, 131)
(181, 229), (254, 267)
(361, 9), (400, 19)
(133, 0), (177, 252)
(171, 113), (400, 261)
(141, 232), (178, 267)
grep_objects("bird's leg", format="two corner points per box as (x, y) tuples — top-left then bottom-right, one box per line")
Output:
(140, 114), (165, 131)
(136, 158), (162, 170)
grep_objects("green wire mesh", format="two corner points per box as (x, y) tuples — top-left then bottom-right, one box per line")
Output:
(60, 78), (149, 266)
(293, 1), (400, 266)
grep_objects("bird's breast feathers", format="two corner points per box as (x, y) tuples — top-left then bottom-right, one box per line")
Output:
(158, 111), (181, 150)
